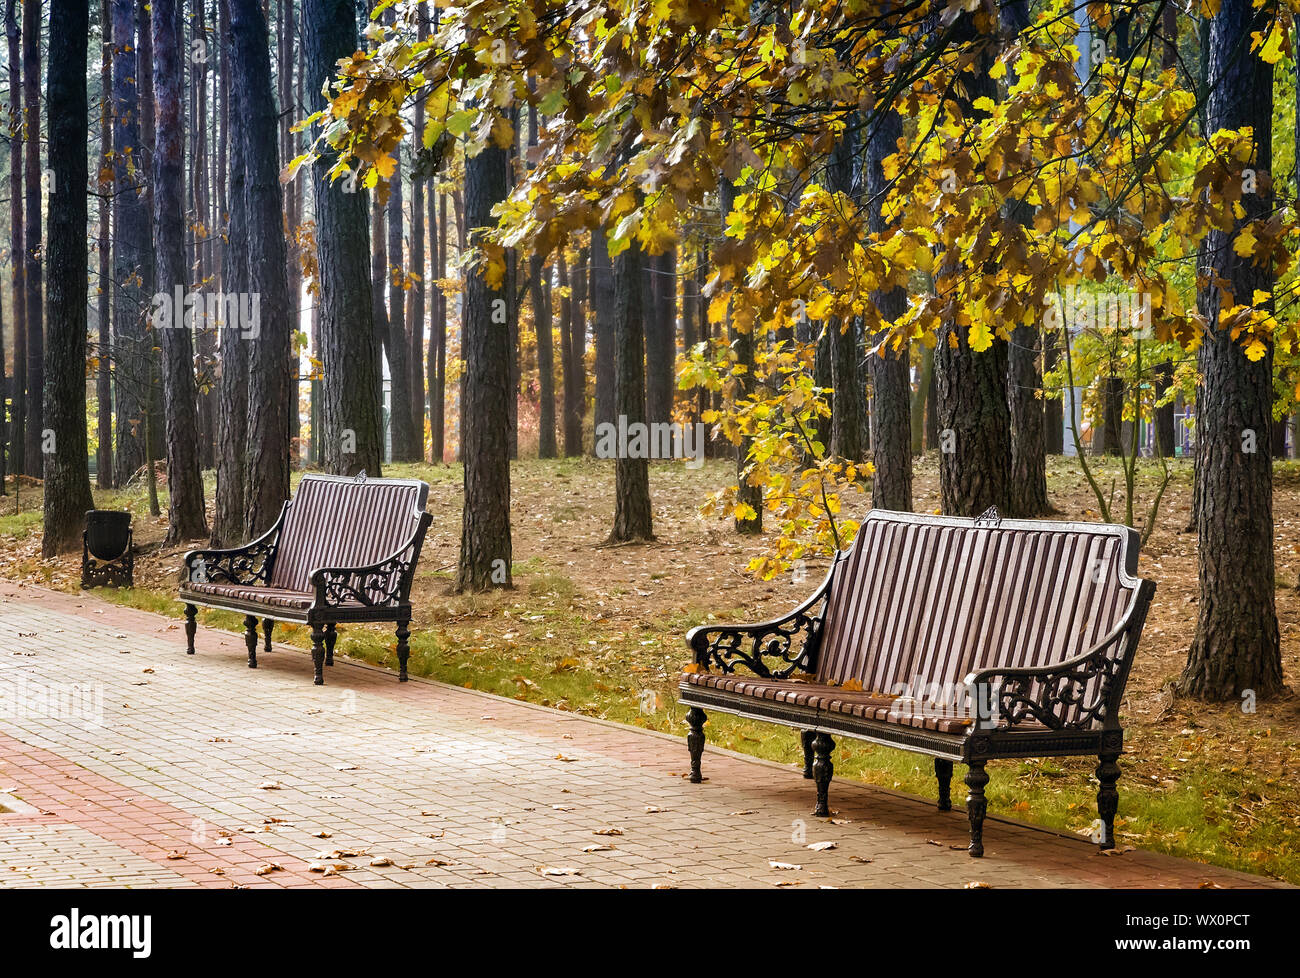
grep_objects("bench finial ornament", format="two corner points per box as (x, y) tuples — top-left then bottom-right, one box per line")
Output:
(973, 505), (1001, 528)
(354, 470), (368, 484)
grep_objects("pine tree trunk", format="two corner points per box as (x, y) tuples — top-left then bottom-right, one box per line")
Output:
(719, 179), (761, 532)
(609, 234), (653, 542)
(304, 0), (382, 476)
(214, 0), (247, 546)
(456, 133), (513, 589)
(532, 251), (556, 458)
(136, 0), (163, 466)
(231, 0), (290, 537)
(191, 0), (214, 473)
(95, 0), (114, 489)
(40, 0), (95, 554)
(430, 189), (446, 462)
(825, 123), (866, 465)
(935, 13), (1010, 518)
(111, 0), (155, 486)
(153, 0), (208, 543)
(5, 0), (23, 479)
(409, 9), (427, 455)
(1043, 329), (1064, 454)
(1154, 360), (1176, 456)
(1181, 0), (1283, 700)
(386, 132), (415, 461)
(591, 227), (615, 437)
(559, 250), (582, 455)
(21, 0), (42, 475)
(371, 190), (389, 436)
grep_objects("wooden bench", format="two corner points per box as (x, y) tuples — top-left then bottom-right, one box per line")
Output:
(680, 508), (1155, 857)
(178, 473), (432, 685)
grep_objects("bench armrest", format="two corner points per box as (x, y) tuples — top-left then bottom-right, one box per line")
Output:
(964, 580), (1155, 731)
(181, 506), (286, 586)
(309, 513), (432, 609)
(685, 562), (836, 678)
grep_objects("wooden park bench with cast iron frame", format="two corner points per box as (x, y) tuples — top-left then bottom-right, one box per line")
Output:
(178, 473), (432, 685)
(82, 510), (135, 588)
(680, 508), (1155, 857)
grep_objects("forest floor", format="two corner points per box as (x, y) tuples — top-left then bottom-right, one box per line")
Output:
(2, 452), (1298, 884)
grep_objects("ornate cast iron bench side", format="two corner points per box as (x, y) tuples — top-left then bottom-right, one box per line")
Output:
(679, 509), (1156, 858)
(82, 510), (135, 589)
(178, 474), (432, 685)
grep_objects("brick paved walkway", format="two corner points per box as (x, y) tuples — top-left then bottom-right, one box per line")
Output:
(0, 582), (1284, 889)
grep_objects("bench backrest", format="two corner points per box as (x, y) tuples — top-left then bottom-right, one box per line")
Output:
(85, 510), (132, 561)
(815, 511), (1142, 706)
(268, 474), (429, 592)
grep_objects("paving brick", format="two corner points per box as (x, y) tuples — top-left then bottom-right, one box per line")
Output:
(0, 582), (1287, 889)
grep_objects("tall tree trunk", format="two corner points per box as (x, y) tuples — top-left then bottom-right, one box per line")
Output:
(935, 15), (1010, 518)
(191, 0), (214, 472)
(96, 0), (114, 489)
(231, 0), (290, 536)
(531, 250), (556, 458)
(111, 0), (155, 486)
(40, 0), (95, 554)
(137, 0), (163, 467)
(609, 233), (653, 542)
(429, 186), (446, 462)
(825, 122), (867, 464)
(21, 0), (42, 475)
(152, 0), (207, 542)
(304, 0), (382, 475)
(456, 134), (513, 590)
(591, 226), (615, 439)
(643, 250), (673, 429)
(1043, 329), (1064, 454)
(559, 249), (582, 455)
(721, 178), (761, 533)
(866, 99), (911, 510)
(1002, 0), (1049, 516)
(1181, 0), (1283, 700)
(214, 0), (247, 545)
(408, 9), (427, 456)
(386, 130), (416, 461)
(6, 0), (24, 479)
(371, 190), (389, 437)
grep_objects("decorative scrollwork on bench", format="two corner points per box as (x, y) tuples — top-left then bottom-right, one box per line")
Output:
(313, 554), (412, 608)
(979, 637), (1128, 731)
(184, 536), (278, 587)
(688, 594), (828, 678)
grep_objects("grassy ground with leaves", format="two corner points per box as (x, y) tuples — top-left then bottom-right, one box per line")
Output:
(2, 453), (1298, 884)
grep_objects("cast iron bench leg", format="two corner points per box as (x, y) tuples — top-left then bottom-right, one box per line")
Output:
(395, 618), (410, 681)
(801, 730), (815, 779)
(324, 624), (337, 666)
(184, 604), (197, 655)
(935, 758), (953, 811)
(965, 760), (988, 857)
(262, 619), (273, 656)
(812, 733), (834, 817)
(310, 624), (326, 685)
(243, 615), (259, 669)
(686, 707), (707, 783)
(1096, 753), (1121, 850)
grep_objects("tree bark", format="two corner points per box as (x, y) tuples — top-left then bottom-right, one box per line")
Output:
(559, 249), (583, 455)
(532, 251), (556, 458)
(6, 0), (24, 478)
(1154, 359), (1176, 456)
(386, 128), (416, 461)
(40, 0), (95, 555)
(153, 0), (208, 543)
(304, 0), (382, 476)
(409, 6), (427, 454)
(21, 0), (42, 475)
(456, 135), (513, 590)
(231, 0), (290, 537)
(1181, 0), (1283, 700)
(825, 122), (867, 464)
(430, 188), (447, 462)
(111, 0), (155, 486)
(866, 98), (911, 510)
(591, 226), (615, 438)
(609, 234), (654, 542)
(96, 0), (114, 489)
